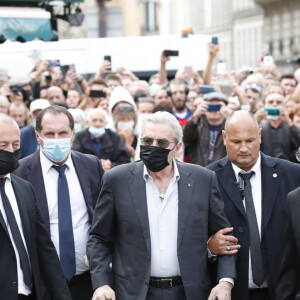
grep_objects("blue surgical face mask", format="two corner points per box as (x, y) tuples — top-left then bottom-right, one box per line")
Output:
(74, 123), (82, 133)
(88, 126), (105, 138)
(38, 133), (73, 163)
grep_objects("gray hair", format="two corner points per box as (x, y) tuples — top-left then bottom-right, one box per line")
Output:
(87, 108), (108, 123)
(141, 111), (183, 143)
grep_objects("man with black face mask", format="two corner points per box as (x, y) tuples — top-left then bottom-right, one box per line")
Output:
(87, 111), (236, 300)
(0, 114), (71, 300)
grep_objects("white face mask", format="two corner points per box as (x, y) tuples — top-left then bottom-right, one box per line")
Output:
(88, 126), (105, 138)
(117, 121), (135, 130)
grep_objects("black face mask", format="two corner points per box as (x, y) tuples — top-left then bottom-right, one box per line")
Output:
(140, 145), (171, 172)
(0, 149), (20, 175)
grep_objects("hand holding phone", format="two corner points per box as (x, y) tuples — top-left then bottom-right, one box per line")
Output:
(211, 37), (218, 45)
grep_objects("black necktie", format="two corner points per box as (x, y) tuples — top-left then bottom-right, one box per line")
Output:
(0, 177), (32, 288)
(52, 165), (76, 281)
(239, 171), (265, 287)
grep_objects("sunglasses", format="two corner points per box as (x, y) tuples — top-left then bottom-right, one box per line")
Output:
(141, 137), (176, 149)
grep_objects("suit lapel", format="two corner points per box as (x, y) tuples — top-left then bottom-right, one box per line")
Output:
(128, 162), (151, 255)
(26, 152), (50, 233)
(11, 175), (33, 259)
(0, 208), (9, 237)
(177, 163), (193, 249)
(71, 151), (94, 223)
(215, 158), (247, 219)
(260, 154), (281, 238)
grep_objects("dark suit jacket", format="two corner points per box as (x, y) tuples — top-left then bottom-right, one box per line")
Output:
(87, 160), (236, 300)
(0, 174), (71, 300)
(276, 187), (300, 300)
(207, 153), (300, 300)
(20, 125), (38, 159)
(13, 150), (104, 233)
(72, 128), (130, 168)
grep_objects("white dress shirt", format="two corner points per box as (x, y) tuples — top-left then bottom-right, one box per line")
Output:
(40, 151), (90, 275)
(144, 160), (181, 277)
(0, 174), (31, 295)
(144, 160), (233, 287)
(231, 154), (267, 289)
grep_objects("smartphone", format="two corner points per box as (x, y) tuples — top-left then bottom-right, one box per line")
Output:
(207, 103), (221, 112)
(90, 90), (107, 98)
(199, 86), (215, 95)
(104, 55), (111, 62)
(211, 37), (218, 45)
(164, 50), (179, 57)
(69, 64), (76, 73)
(60, 65), (69, 79)
(263, 55), (274, 66)
(48, 60), (60, 67)
(264, 107), (279, 116)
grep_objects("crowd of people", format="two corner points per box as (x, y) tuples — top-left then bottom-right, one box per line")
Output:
(1, 41), (300, 300)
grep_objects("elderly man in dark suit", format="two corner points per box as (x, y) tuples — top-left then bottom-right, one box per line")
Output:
(207, 110), (300, 300)
(87, 111), (236, 300)
(14, 105), (104, 300)
(0, 114), (71, 300)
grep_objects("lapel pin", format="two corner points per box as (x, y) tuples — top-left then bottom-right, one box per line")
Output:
(188, 183), (191, 187)
(273, 173), (277, 178)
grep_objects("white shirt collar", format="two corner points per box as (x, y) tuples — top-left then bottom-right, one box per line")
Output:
(143, 159), (180, 183)
(231, 153), (261, 180)
(39, 149), (73, 173)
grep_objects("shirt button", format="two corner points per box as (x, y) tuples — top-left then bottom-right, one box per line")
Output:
(12, 281), (17, 287)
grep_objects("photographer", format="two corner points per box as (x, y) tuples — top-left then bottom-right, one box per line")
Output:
(258, 92), (300, 162)
(183, 92), (229, 166)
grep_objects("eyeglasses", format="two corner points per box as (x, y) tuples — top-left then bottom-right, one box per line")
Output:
(141, 137), (176, 149)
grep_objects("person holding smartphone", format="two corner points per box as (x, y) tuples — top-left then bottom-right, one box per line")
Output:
(259, 92), (300, 162)
(183, 92), (229, 166)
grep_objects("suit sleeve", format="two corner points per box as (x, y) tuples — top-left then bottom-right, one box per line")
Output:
(87, 172), (114, 290)
(29, 184), (72, 300)
(208, 172), (236, 281)
(275, 191), (300, 300)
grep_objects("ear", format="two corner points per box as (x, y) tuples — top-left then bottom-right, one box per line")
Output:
(222, 130), (227, 146)
(35, 130), (42, 145)
(70, 128), (76, 147)
(258, 127), (262, 144)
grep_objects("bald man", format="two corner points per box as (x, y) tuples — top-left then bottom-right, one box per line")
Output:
(47, 86), (65, 105)
(0, 114), (71, 299)
(207, 111), (300, 300)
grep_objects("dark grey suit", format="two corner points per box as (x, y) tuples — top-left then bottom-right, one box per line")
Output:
(87, 160), (236, 300)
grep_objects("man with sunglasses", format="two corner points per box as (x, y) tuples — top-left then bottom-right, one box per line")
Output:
(87, 111), (236, 300)
(259, 92), (300, 161)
